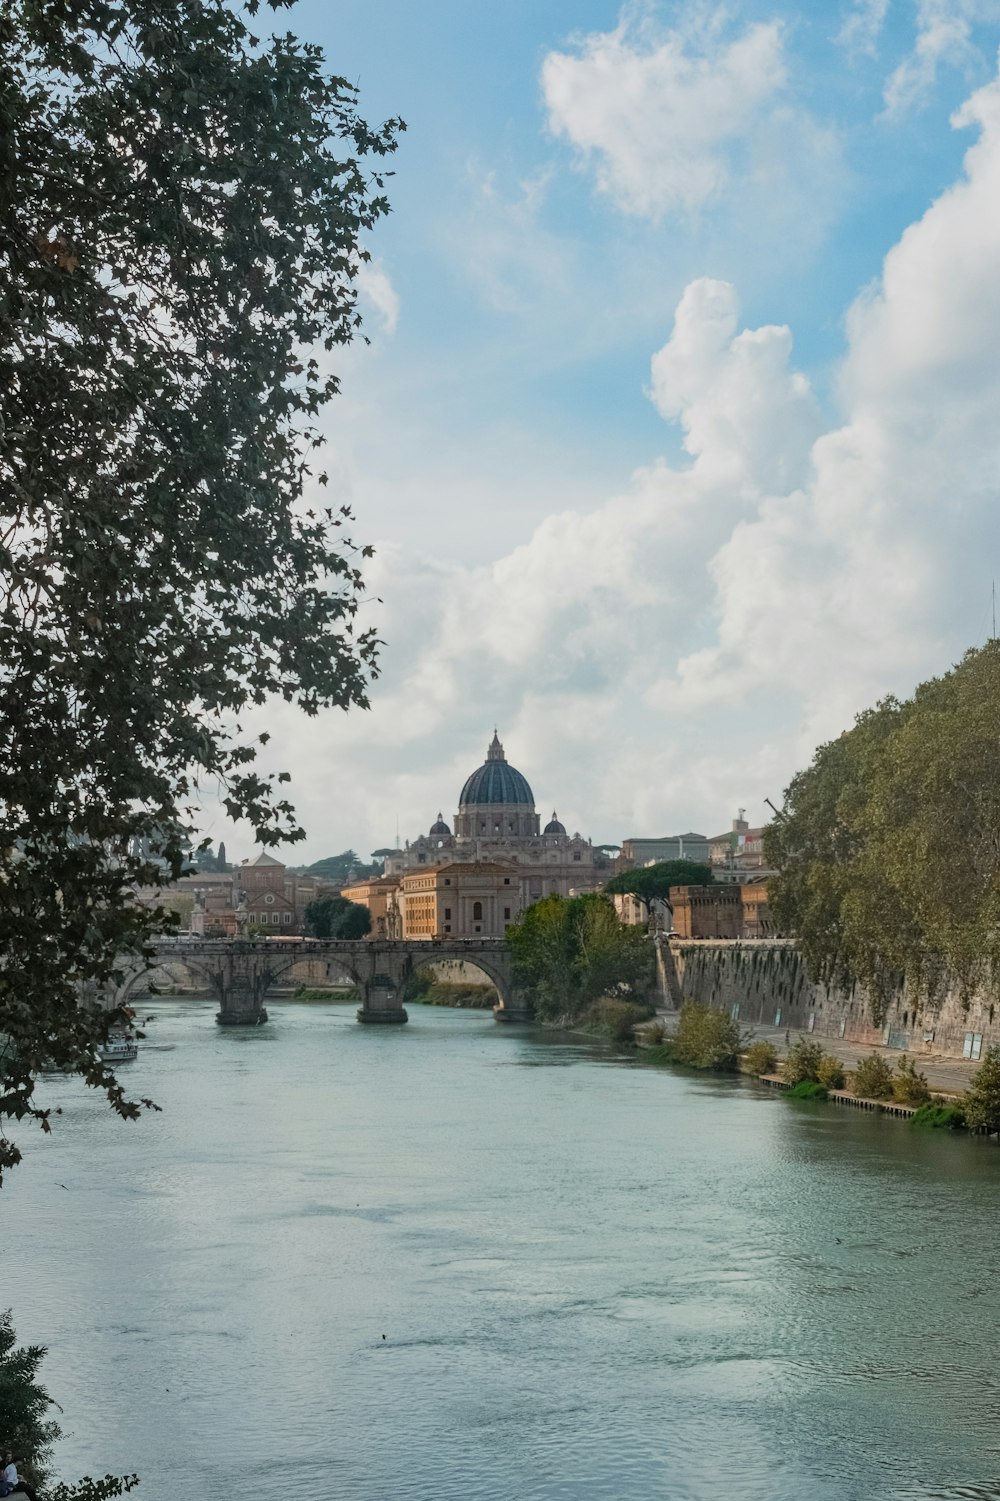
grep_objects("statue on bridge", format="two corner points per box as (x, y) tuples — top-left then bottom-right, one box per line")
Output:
(385, 895), (402, 941)
(234, 888), (249, 939)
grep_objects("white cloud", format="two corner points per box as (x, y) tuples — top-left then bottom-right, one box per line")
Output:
(838, 0), (891, 56)
(882, 2), (1000, 114)
(240, 56), (1000, 862)
(541, 15), (824, 220)
(355, 257), (399, 335)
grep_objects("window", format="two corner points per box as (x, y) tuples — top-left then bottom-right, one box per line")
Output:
(444, 908), (451, 920)
(573, 852), (581, 862)
(444, 924), (451, 933)
(475, 925), (481, 933)
(418, 854), (426, 864)
(504, 907), (510, 919)
(284, 912), (292, 924)
(444, 878), (451, 886)
(503, 877), (510, 885)
(473, 901), (483, 921)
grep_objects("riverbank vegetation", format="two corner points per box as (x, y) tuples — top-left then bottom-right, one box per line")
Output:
(742, 1040), (778, 1077)
(506, 895), (651, 1025)
(579, 998), (654, 1045)
(766, 643), (1000, 1017)
(0, 1312), (135, 1500)
(644, 1001), (744, 1072)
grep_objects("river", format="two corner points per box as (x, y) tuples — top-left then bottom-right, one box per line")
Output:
(3, 999), (1000, 1501)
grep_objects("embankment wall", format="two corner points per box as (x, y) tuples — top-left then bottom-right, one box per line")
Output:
(659, 938), (1000, 1061)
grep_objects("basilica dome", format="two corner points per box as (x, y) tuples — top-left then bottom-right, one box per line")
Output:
(543, 812), (566, 835)
(429, 812), (451, 836)
(458, 731), (535, 807)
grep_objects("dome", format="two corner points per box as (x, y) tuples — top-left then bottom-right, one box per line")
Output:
(429, 812), (451, 837)
(458, 731), (535, 807)
(543, 811), (566, 835)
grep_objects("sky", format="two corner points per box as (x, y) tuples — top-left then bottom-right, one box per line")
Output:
(215, 0), (1000, 863)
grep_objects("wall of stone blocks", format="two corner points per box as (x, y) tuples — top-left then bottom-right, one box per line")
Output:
(661, 939), (1000, 1061)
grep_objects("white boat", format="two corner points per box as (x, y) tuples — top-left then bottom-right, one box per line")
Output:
(99, 1033), (139, 1063)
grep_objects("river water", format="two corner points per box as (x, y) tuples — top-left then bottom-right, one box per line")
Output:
(3, 999), (1000, 1501)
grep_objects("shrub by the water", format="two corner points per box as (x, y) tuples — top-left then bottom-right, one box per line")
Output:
(911, 1101), (967, 1130)
(782, 1038), (825, 1086)
(581, 998), (654, 1045)
(420, 983), (497, 1009)
(851, 1053), (895, 1099)
(672, 1001), (742, 1072)
(892, 1054), (931, 1105)
(962, 1045), (1000, 1132)
(641, 1019), (668, 1046)
(815, 1054), (846, 1091)
(787, 1080), (828, 1100)
(743, 1039), (778, 1076)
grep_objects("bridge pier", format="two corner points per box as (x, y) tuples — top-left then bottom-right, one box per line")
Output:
(356, 970), (408, 1024)
(493, 993), (533, 1023)
(212, 949), (279, 1026)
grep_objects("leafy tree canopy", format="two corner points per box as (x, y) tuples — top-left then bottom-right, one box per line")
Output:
(604, 860), (714, 902)
(765, 643), (1000, 1011)
(0, 1309), (136, 1498)
(507, 894), (651, 1025)
(299, 849), (376, 882)
(304, 895), (371, 939)
(0, 0), (402, 1178)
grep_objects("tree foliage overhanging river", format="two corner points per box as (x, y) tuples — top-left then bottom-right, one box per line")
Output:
(3, 999), (1000, 1501)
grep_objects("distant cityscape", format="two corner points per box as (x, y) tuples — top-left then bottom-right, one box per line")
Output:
(142, 731), (774, 943)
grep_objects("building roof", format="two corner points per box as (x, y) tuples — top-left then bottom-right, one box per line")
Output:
(458, 731), (535, 808)
(402, 859), (520, 880)
(543, 811), (567, 835)
(429, 812), (452, 836)
(244, 851), (284, 867)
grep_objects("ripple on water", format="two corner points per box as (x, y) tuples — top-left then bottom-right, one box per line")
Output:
(5, 1000), (1000, 1501)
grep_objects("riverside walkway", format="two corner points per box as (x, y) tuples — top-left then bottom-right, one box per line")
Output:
(656, 1012), (983, 1097)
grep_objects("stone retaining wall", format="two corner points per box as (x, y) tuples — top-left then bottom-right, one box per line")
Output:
(661, 938), (1000, 1061)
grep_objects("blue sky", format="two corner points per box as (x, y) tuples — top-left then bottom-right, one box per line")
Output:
(224, 0), (1000, 860)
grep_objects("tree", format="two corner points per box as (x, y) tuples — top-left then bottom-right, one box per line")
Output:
(604, 860), (714, 903)
(765, 643), (1000, 1014)
(302, 849), (375, 883)
(216, 841), (228, 873)
(962, 1046), (1000, 1133)
(507, 894), (651, 1025)
(0, 1310), (136, 1498)
(304, 896), (371, 939)
(0, 0), (403, 1177)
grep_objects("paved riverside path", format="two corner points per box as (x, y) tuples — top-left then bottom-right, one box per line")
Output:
(655, 1012), (981, 1097)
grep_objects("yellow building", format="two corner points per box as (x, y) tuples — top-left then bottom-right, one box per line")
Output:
(399, 861), (520, 939)
(340, 873), (402, 938)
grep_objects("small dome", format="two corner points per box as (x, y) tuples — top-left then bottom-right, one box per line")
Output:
(430, 812), (451, 837)
(543, 810), (567, 835)
(458, 731), (535, 807)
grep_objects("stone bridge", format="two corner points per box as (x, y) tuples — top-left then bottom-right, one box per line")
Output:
(120, 937), (528, 1026)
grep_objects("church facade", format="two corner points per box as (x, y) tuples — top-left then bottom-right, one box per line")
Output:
(353, 732), (599, 937)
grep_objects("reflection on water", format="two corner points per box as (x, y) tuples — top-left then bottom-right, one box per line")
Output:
(1, 999), (999, 1501)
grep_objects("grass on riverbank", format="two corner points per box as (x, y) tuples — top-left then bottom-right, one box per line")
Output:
(579, 998), (654, 1044)
(292, 986), (360, 1003)
(418, 983), (497, 1009)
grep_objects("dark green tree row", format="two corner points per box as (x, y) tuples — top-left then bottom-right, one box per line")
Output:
(603, 859), (714, 902)
(506, 894), (652, 1025)
(0, 0), (402, 1177)
(766, 642), (1000, 1011)
(304, 896), (371, 939)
